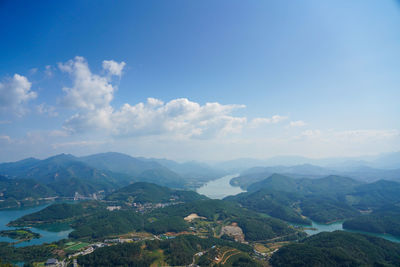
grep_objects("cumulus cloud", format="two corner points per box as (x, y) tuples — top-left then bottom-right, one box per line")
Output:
(59, 56), (118, 110)
(64, 97), (246, 139)
(102, 60), (126, 77)
(58, 57), (248, 139)
(0, 74), (37, 115)
(289, 120), (306, 127)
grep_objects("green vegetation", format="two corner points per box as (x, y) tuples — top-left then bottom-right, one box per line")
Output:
(69, 210), (144, 239)
(64, 241), (90, 251)
(69, 199), (297, 241)
(8, 201), (105, 226)
(0, 228), (40, 241)
(78, 235), (255, 266)
(226, 188), (311, 224)
(343, 206), (400, 236)
(0, 259), (13, 267)
(300, 197), (360, 223)
(344, 180), (400, 209)
(105, 182), (207, 204)
(9, 196), (298, 243)
(0, 175), (56, 210)
(227, 174), (378, 224)
(270, 231), (400, 267)
(236, 216), (303, 241)
(0, 242), (57, 263)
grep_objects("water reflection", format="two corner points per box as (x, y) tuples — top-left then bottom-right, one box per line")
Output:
(196, 174), (246, 199)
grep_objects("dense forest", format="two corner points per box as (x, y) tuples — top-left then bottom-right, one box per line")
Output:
(227, 174), (400, 224)
(343, 205), (400, 236)
(8, 201), (105, 226)
(105, 181), (207, 204)
(77, 235), (258, 266)
(270, 231), (400, 267)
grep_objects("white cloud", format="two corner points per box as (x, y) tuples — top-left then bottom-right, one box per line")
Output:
(37, 103), (58, 117)
(102, 60), (126, 77)
(44, 65), (53, 77)
(64, 97), (246, 139)
(59, 56), (118, 110)
(289, 120), (306, 127)
(0, 74), (37, 115)
(60, 57), (247, 139)
(250, 115), (288, 127)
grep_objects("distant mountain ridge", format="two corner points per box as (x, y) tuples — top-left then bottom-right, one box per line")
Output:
(0, 152), (224, 205)
(227, 173), (400, 224)
(231, 163), (400, 189)
(214, 151), (400, 172)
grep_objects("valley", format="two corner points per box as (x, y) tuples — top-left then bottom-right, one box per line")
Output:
(1, 153), (400, 266)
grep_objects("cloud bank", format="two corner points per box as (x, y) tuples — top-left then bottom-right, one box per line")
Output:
(60, 57), (251, 139)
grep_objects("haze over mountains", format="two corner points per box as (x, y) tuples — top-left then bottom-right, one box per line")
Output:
(0, 151), (399, 211)
(0, 152), (223, 200)
(1, 151), (400, 266)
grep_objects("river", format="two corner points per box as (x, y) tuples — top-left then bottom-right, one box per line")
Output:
(0, 204), (73, 247)
(196, 174), (246, 199)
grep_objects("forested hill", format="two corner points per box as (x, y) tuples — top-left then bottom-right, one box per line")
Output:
(226, 175), (400, 224)
(343, 205), (400, 236)
(0, 175), (56, 209)
(0, 152), (228, 203)
(270, 231), (400, 267)
(246, 174), (362, 195)
(105, 182), (208, 204)
(0, 153), (224, 203)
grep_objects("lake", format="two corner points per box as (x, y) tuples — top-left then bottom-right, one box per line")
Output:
(0, 204), (73, 247)
(197, 176), (400, 243)
(196, 174), (246, 199)
(301, 220), (400, 243)
(305, 221), (400, 243)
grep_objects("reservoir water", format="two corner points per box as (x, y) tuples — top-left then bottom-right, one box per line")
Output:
(0, 204), (73, 247)
(196, 174), (246, 199)
(197, 176), (400, 243)
(300, 220), (400, 243)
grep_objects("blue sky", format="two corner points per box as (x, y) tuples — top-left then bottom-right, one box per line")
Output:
(0, 0), (399, 162)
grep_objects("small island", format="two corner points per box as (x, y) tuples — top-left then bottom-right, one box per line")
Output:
(0, 228), (41, 241)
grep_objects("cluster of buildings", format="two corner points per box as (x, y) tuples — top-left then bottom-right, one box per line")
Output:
(129, 201), (181, 213)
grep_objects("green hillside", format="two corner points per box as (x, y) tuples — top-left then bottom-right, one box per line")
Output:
(8, 201), (105, 226)
(0, 175), (56, 209)
(270, 231), (400, 267)
(343, 205), (400, 236)
(106, 182), (207, 204)
(227, 174), (362, 224)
